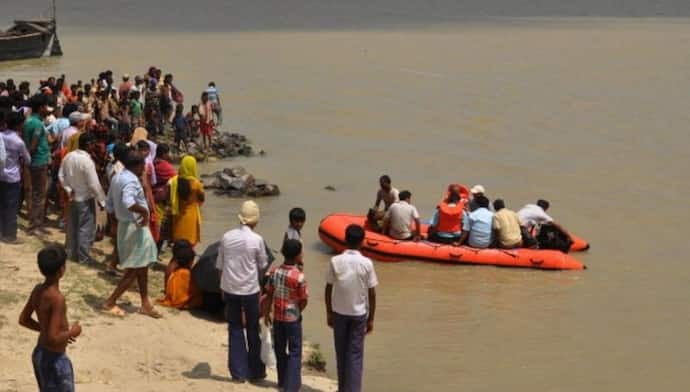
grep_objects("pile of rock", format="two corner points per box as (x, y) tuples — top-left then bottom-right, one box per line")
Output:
(201, 166), (280, 198)
(165, 130), (264, 163)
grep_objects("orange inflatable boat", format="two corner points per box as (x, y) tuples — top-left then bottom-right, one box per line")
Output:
(319, 213), (588, 270)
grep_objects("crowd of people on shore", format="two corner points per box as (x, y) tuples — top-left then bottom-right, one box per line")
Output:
(370, 175), (573, 252)
(7, 70), (376, 392)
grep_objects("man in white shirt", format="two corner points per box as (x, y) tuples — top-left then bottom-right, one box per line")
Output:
(325, 224), (378, 392)
(382, 190), (421, 240)
(58, 133), (106, 264)
(216, 200), (268, 382)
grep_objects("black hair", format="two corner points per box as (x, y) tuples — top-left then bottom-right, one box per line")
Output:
(475, 195), (490, 209)
(537, 199), (550, 211)
(208, 82), (216, 87)
(156, 143), (170, 159)
(113, 143), (131, 163)
(78, 133), (95, 150)
(281, 239), (303, 261)
(37, 246), (67, 277)
(289, 207), (306, 223)
(447, 192), (461, 204)
(29, 94), (47, 112)
(345, 224), (365, 248)
(136, 140), (150, 152)
(379, 175), (391, 184)
(493, 198), (506, 211)
(124, 150), (144, 170)
(7, 111), (24, 130)
(177, 177), (192, 201)
(172, 240), (195, 268)
(399, 190), (412, 201)
(63, 103), (78, 119)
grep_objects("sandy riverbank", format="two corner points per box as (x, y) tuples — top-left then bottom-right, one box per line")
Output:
(0, 216), (336, 392)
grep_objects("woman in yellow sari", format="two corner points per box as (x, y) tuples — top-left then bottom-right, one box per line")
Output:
(170, 155), (204, 246)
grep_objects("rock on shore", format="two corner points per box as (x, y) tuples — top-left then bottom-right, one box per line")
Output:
(201, 166), (280, 197)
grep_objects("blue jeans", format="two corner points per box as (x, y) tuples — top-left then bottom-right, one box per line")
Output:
(333, 312), (368, 392)
(32, 345), (74, 392)
(0, 181), (21, 240)
(273, 320), (302, 392)
(223, 292), (265, 380)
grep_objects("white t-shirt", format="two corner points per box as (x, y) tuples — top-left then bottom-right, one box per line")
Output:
(285, 226), (301, 241)
(326, 250), (378, 317)
(518, 204), (553, 229)
(384, 200), (420, 240)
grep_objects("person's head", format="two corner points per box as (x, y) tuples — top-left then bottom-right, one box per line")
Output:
(78, 132), (96, 153)
(37, 245), (67, 280)
(475, 195), (490, 209)
(238, 200), (260, 228)
(155, 143), (171, 161)
(172, 240), (195, 269)
(113, 143), (131, 164)
(345, 224), (365, 249)
(7, 111), (24, 132)
(70, 84), (78, 95)
(208, 81), (216, 88)
(47, 76), (56, 86)
(136, 140), (150, 156)
(29, 94), (52, 117)
(493, 198), (506, 211)
(179, 155), (198, 178)
(447, 191), (461, 204)
(175, 104), (184, 115)
(124, 150), (145, 176)
(134, 75), (143, 85)
(470, 184), (485, 197)
(399, 190), (412, 202)
(191, 104), (199, 114)
(122, 74), (130, 82)
(379, 175), (392, 191)
(68, 111), (89, 127)
(537, 199), (550, 211)
(289, 207), (306, 231)
(201, 92), (208, 103)
(164, 73), (173, 84)
(84, 83), (92, 94)
(281, 239), (302, 265)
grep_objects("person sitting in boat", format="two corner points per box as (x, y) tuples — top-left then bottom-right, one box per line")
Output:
(491, 199), (523, 249)
(460, 195), (494, 249)
(518, 199), (572, 252)
(382, 190), (421, 241)
(467, 184), (490, 212)
(366, 175), (399, 232)
(428, 184), (467, 245)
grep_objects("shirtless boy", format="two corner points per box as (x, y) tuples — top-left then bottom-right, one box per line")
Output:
(19, 245), (82, 392)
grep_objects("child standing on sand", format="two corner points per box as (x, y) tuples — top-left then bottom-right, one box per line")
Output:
(263, 239), (309, 392)
(19, 245), (82, 392)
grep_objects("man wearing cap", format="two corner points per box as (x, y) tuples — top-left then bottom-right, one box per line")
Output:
(24, 94), (54, 235)
(468, 184), (490, 212)
(216, 200), (268, 382)
(61, 111), (89, 150)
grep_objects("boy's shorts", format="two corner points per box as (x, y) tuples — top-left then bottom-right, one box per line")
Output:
(32, 345), (75, 392)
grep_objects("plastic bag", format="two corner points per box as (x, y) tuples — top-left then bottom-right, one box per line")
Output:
(260, 323), (276, 368)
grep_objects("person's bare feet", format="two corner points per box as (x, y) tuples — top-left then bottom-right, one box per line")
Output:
(102, 304), (126, 317)
(138, 306), (162, 319)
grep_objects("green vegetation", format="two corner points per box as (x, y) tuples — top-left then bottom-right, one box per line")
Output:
(305, 343), (327, 372)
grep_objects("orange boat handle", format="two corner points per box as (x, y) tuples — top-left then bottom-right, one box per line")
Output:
(529, 258), (544, 265)
(366, 240), (380, 247)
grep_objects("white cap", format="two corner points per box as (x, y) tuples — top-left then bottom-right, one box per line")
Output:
(238, 200), (260, 225)
(470, 185), (485, 194)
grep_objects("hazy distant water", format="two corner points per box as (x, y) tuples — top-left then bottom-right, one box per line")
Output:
(2, 2), (690, 392)
(5, 0), (690, 32)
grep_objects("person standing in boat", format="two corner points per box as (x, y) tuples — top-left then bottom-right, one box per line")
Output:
(367, 175), (399, 232)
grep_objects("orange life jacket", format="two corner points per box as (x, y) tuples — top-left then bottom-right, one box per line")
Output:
(436, 201), (465, 233)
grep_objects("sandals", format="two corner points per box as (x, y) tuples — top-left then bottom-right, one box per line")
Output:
(102, 305), (126, 318)
(138, 307), (163, 319)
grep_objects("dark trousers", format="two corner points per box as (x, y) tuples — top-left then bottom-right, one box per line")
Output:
(0, 181), (22, 240)
(273, 320), (303, 392)
(333, 312), (367, 392)
(65, 199), (96, 263)
(223, 292), (265, 380)
(32, 345), (75, 392)
(29, 165), (48, 229)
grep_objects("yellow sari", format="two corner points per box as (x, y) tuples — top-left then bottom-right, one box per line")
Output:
(170, 156), (204, 245)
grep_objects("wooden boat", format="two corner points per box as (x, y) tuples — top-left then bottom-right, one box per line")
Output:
(319, 213), (588, 270)
(0, 1), (62, 62)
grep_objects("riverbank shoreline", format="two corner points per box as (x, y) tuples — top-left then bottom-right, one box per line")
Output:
(0, 213), (336, 392)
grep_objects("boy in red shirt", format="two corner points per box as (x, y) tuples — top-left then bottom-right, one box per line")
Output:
(263, 239), (308, 392)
